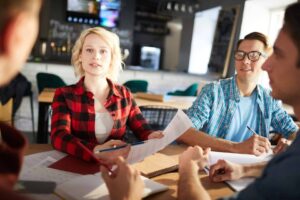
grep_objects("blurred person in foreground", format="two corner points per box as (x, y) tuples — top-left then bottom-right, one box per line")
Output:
(0, 0), (42, 198)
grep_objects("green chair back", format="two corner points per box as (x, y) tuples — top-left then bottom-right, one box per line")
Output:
(123, 80), (148, 93)
(36, 73), (67, 93)
(167, 83), (198, 96)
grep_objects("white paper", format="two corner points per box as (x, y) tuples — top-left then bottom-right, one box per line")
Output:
(20, 151), (80, 185)
(22, 150), (66, 169)
(205, 151), (273, 191)
(209, 151), (273, 165)
(55, 173), (168, 200)
(127, 109), (192, 164)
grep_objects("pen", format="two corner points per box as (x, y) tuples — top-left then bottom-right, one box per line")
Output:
(95, 141), (146, 153)
(247, 126), (258, 135)
(96, 144), (128, 153)
(131, 141), (145, 146)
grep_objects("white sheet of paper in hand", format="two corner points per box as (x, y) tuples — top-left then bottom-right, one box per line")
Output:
(127, 109), (192, 164)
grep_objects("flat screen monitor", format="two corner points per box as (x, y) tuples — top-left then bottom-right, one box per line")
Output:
(66, 0), (121, 28)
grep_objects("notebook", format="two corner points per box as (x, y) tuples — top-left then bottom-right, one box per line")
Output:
(48, 155), (99, 175)
(55, 173), (168, 200)
(132, 152), (178, 178)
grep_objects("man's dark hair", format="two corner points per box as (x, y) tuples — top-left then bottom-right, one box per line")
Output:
(0, 0), (40, 32)
(284, 3), (300, 67)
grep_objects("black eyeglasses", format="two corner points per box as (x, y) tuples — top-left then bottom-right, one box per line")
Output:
(234, 50), (266, 62)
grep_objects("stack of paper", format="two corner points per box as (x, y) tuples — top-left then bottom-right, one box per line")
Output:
(55, 173), (168, 200)
(206, 151), (273, 191)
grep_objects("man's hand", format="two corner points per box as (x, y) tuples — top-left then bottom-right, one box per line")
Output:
(179, 146), (210, 173)
(273, 138), (292, 154)
(209, 159), (244, 182)
(233, 134), (271, 156)
(101, 157), (144, 200)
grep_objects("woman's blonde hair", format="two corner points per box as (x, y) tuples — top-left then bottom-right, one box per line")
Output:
(71, 27), (123, 81)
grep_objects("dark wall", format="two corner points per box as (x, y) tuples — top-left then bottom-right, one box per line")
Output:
(177, 16), (194, 73)
(34, 0), (136, 64)
(177, 0), (245, 77)
(35, 0), (246, 76)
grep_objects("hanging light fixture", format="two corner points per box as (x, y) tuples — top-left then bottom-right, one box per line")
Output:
(157, 0), (201, 17)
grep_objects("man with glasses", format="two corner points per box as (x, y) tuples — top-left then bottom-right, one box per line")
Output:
(178, 32), (298, 156)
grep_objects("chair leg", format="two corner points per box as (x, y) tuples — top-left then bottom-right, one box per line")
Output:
(30, 93), (35, 140)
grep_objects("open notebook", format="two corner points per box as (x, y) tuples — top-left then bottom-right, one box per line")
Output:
(55, 173), (168, 200)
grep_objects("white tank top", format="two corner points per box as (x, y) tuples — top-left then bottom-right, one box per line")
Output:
(95, 111), (113, 143)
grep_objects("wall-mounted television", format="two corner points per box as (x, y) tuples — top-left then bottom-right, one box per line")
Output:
(66, 0), (121, 28)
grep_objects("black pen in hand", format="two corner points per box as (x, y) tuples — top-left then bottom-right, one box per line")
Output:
(95, 144), (128, 153)
(247, 126), (258, 135)
(95, 141), (145, 153)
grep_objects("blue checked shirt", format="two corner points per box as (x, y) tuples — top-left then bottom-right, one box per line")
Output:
(187, 76), (298, 139)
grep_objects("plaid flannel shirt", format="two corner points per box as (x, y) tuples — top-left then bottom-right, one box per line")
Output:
(51, 77), (152, 162)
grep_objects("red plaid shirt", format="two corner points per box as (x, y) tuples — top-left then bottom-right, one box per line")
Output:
(51, 77), (152, 162)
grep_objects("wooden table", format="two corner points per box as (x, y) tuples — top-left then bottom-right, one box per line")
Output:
(37, 88), (297, 144)
(37, 89), (195, 144)
(25, 144), (234, 200)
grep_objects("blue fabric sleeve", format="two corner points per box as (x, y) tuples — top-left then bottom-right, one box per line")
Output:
(270, 98), (298, 138)
(187, 83), (214, 130)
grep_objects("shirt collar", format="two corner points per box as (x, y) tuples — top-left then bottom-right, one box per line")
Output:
(230, 76), (241, 102)
(230, 76), (263, 102)
(74, 77), (123, 98)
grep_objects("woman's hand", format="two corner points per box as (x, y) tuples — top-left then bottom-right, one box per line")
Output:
(148, 131), (164, 139)
(94, 140), (130, 166)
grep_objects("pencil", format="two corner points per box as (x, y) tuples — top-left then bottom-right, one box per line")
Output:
(76, 140), (113, 173)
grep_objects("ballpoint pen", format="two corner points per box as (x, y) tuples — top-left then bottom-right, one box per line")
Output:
(95, 141), (145, 153)
(96, 144), (129, 153)
(247, 126), (258, 135)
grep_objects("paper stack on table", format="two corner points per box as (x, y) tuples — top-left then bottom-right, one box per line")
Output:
(205, 151), (273, 191)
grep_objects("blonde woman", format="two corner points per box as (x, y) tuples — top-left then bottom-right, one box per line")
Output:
(51, 27), (162, 165)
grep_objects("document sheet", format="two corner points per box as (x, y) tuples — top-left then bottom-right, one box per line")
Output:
(205, 151), (273, 191)
(55, 173), (168, 200)
(127, 109), (193, 164)
(19, 150), (79, 200)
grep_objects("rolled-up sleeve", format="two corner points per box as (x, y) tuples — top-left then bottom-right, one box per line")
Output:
(187, 84), (214, 130)
(270, 99), (298, 138)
